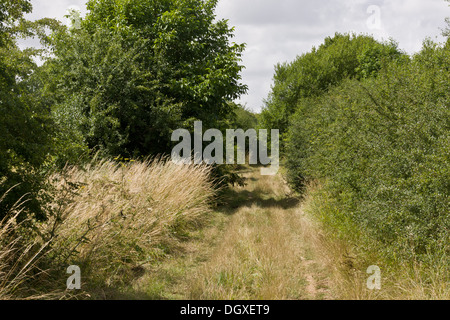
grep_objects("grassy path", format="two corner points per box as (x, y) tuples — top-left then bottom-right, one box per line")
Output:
(132, 166), (333, 300)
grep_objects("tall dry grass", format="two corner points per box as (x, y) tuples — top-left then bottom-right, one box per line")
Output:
(0, 190), (54, 300)
(1, 158), (215, 299)
(44, 158), (215, 291)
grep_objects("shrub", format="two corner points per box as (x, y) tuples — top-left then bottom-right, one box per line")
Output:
(286, 38), (450, 259)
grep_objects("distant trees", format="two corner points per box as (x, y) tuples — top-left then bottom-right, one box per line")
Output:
(229, 103), (258, 131)
(260, 33), (403, 143)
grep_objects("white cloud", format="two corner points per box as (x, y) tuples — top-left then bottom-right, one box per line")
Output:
(25, 1), (87, 21)
(216, 0), (450, 112)
(26, 0), (450, 112)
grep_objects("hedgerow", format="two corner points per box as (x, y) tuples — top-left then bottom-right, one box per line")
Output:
(286, 38), (450, 259)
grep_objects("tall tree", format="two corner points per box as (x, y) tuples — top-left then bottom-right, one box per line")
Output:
(0, 0), (58, 220)
(46, 0), (247, 159)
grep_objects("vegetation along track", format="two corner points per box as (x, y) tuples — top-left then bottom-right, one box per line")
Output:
(133, 166), (334, 300)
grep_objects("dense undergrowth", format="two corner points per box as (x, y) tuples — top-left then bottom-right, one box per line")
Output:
(261, 35), (450, 296)
(286, 38), (449, 260)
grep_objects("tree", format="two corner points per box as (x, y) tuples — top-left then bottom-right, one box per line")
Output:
(260, 33), (403, 143)
(0, 0), (58, 220)
(229, 103), (258, 131)
(0, 0), (32, 42)
(46, 0), (247, 159)
(444, 1), (450, 37)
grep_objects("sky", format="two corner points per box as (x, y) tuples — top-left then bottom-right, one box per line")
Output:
(25, 0), (450, 113)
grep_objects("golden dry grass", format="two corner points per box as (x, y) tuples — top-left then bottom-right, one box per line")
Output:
(45, 158), (215, 292)
(3, 161), (445, 300)
(1, 158), (216, 299)
(0, 207), (31, 300)
(0, 191), (55, 300)
(184, 168), (333, 300)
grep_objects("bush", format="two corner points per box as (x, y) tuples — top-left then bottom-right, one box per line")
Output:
(0, 0), (56, 221)
(286, 38), (450, 259)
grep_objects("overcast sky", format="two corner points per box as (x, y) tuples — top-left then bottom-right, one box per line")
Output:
(26, 0), (450, 112)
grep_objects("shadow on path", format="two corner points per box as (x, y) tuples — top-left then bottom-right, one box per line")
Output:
(218, 187), (300, 215)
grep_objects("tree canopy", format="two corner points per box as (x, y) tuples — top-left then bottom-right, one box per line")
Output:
(45, 0), (247, 160)
(260, 33), (403, 143)
(1, 0), (248, 219)
(0, 0), (58, 220)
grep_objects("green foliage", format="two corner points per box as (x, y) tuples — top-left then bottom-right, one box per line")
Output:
(445, 1), (450, 38)
(44, 27), (180, 160)
(286, 38), (450, 259)
(0, 0), (32, 44)
(46, 0), (247, 160)
(260, 33), (403, 142)
(0, 0), (58, 220)
(1, 0), (248, 222)
(229, 103), (258, 131)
